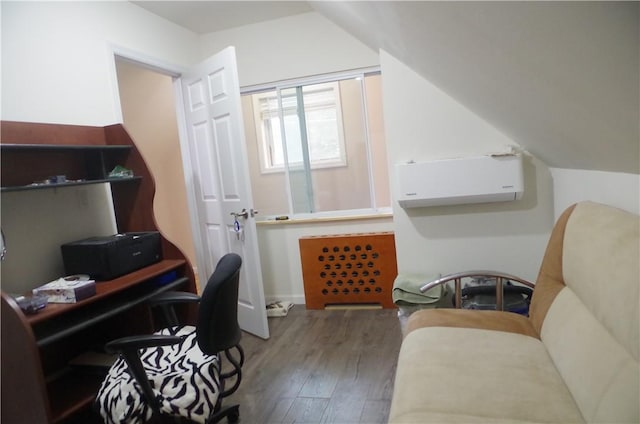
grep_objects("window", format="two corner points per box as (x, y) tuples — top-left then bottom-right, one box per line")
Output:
(254, 83), (346, 172)
(241, 69), (390, 218)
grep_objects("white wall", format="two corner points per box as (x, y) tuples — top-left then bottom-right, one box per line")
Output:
(1, 1), (199, 126)
(0, 184), (118, 293)
(199, 12), (379, 88)
(381, 50), (555, 282)
(550, 168), (640, 218)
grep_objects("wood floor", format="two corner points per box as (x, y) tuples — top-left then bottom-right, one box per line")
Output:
(226, 306), (403, 424)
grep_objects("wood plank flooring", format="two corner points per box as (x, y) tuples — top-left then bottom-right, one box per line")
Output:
(226, 306), (403, 424)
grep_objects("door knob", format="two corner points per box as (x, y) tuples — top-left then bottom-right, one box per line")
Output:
(231, 209), (249, 219)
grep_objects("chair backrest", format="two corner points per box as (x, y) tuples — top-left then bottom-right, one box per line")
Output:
(196, 253), (243, 355)
(529, 201), (639, 423)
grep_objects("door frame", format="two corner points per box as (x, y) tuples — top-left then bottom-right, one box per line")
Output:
(108, 44), (185, 121)
(108, 45), (270, 339)
(171, 73), (208, 292)
(108, 44), (207, 291)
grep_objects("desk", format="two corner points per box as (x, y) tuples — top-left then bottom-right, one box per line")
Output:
(0, 121), (197, 423)
(1, 260), (192, 423)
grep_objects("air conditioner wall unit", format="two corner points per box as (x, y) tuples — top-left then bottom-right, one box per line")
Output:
(395, 154), (524, 208)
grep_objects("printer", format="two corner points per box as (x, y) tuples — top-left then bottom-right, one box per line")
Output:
(61, 232), (162, 280)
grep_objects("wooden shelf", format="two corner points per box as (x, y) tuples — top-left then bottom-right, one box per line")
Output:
(47, 370), (104, 424)
(27, 259), (187, 325)
(0, 121), (198, 424)
(1, 176), (142, 192)
(34, 277), (189, 347)
(0, 143), (135, 190)
(0, 143), (132, 151)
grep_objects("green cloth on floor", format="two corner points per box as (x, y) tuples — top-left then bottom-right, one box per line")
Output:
(392, 273), (443, 305)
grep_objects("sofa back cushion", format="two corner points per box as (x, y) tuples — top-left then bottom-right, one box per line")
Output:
(540, 201), (639, 423)
(528, 203), (575, 334)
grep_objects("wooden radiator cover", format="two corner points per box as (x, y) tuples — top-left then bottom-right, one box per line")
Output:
(299, 232), (397, 309)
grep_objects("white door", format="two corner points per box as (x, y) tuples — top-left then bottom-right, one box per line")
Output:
(179, 47), (269, 339)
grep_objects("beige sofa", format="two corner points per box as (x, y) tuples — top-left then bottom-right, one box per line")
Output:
(389, 201), (639, 423)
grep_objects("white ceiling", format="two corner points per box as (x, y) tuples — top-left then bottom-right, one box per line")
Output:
(132, 1), (312, 33)
(131, 1), (639, 174)
(311, 1), (639, 174)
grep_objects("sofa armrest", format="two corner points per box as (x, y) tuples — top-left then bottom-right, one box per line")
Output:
(420, 270), (534, 311)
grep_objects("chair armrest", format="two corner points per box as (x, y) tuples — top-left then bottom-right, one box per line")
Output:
(105, 334), (183, 354)
(420, 270), (534, 311)
(104, 334), (184, 415)
(147, 290), (201, 306)
(147, 291), (200, 328)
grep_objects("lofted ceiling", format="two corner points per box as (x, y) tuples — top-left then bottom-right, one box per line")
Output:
(132, 1), (312, 33)
(132, 1), (639, 174)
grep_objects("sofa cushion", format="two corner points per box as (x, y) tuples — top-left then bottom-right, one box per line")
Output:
(406, 309), (538, 339)
(528, 203), (575, 335)
(562, 201), (639, 362)
(389, 326), (584, 423)
(542, 288), (639, 423)
(539, 201), (639, 423)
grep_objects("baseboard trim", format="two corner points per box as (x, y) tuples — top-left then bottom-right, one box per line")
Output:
(265, 294), (305, 305)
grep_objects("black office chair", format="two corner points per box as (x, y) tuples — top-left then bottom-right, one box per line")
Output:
(96, 253), (245, 424)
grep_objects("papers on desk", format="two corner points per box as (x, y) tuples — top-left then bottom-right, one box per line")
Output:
(32, 275), (96, 303)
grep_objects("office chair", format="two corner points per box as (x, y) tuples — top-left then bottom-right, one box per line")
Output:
(96, 253), (245, 424)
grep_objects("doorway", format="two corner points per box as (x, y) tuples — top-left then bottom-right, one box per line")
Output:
(113, 51), (270, 339)
(114, 58), (198, 277)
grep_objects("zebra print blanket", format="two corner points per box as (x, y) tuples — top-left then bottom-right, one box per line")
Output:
(96, 326), (220, 423)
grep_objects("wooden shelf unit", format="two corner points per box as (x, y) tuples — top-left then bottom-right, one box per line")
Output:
(0, 121), (197, 424)
(0, 143), (138, 191)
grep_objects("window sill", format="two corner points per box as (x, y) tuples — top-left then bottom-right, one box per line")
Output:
(256, 211), (393, 226)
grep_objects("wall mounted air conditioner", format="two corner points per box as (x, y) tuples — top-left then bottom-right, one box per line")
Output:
(395, 154), (524, 208)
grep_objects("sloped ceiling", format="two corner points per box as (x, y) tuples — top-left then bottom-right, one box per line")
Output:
(133, 1), (312, 33)
(133, 1), (639, 174)
(310, 1), (639, 174)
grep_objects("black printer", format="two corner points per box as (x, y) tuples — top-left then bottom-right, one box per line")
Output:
(61, 232), (162, 280)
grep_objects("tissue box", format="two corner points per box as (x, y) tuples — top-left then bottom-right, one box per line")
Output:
(33, 277), (96, 303)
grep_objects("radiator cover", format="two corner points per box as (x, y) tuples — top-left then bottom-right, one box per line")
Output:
(299, 232), (397, 309)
